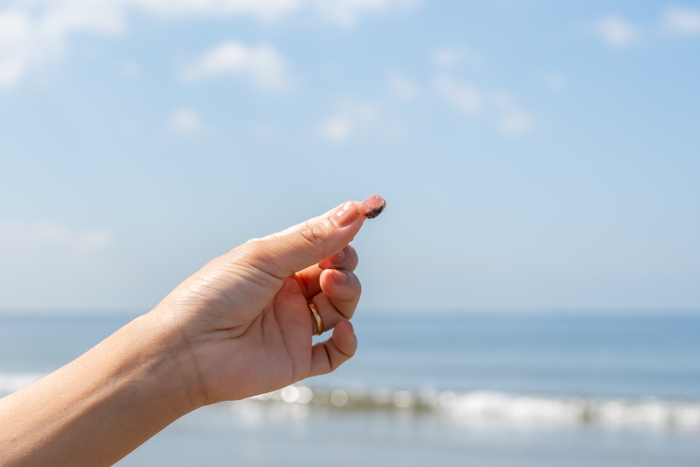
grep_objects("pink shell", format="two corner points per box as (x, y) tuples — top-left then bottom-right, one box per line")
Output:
(361, 195), (386, 219)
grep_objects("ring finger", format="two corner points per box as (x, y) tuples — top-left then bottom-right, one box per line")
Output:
(309, 269), (361, 333)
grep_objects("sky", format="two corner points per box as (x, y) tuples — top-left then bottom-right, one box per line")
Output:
(0, 0), (699, 313)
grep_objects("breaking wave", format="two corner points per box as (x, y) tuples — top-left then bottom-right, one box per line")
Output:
(243, 385), (700, 431)
(3, 373), (699, 431)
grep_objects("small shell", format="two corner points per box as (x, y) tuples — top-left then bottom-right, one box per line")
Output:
(361, 195), (387, 219)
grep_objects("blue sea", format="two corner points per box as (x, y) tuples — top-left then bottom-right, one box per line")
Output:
(1, 312), (699, 466)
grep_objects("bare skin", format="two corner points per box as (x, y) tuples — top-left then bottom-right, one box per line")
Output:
(0, 196), (385, 467)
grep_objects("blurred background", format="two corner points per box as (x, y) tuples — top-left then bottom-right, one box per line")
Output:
(1, 1), (699, 465)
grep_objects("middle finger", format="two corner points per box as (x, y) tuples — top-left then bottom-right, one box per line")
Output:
(295, 244), (359, 300)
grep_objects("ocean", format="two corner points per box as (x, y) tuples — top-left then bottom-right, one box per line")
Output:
(1, 312), (699, 466)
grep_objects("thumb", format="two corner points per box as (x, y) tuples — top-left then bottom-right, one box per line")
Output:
(242, 195), (386, 279)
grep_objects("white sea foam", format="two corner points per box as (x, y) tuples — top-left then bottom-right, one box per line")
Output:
(1, 373), (698, 432)
(444, 392), (700, 430)
(447, 391), (586, 426)
(246, 385), (700, 431)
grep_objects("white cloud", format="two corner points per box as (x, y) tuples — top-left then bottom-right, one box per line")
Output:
(167, 108), (202, 136)
(0, 12), (29, 88)
(181, 41), (291, 92)
(499, 111), (534, 136)
(661, 7), (700, 35)
(128, 0), (420, 24)
(124, 0), (304, 21)
(591, 16), (640, 48)
(433, 74), (482, 116)
(434, 82), (534, 136)
(0, 0), (421, 89)
(386, 69), (417, 101)
(432, 46), (486, 70)
(317, 116), (353, 142)
(0, 221), (114, 254)
(313, 0), (421, 26)
(432, 48), (463, 67)
(0, 4), (125, 89)
(493, 91), (534, 136)
(316, 99), (382, 143)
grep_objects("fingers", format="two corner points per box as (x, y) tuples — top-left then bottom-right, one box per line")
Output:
(295, 245), (359, 300)
(318, 244), (360, 271)
(308, 321), (357, 377)
(241, 200), (367, 280)
(307, 269), (361, 335)
(319, 269), (362, 319)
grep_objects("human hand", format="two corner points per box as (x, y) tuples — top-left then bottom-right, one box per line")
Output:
(153, 195), (386, 406)
(0, 196), (385, 466)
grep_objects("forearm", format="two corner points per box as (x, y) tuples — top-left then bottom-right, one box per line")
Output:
(0, 312), (203, 467)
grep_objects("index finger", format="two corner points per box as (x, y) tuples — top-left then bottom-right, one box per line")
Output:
(241, 195), (386, 280)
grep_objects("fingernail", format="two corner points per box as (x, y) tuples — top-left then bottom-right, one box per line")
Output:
(331, 250), (346, 264)
(361, 194), (386, 219)
(333, 270), (348, 285)
(332, 201), (360, 227)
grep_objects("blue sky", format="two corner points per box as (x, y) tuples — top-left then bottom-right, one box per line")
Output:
(1, 0), (699, 313)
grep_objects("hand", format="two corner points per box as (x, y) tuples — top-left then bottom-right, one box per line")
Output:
(154, 197), (384, 405)
(0, 196), (385, 466)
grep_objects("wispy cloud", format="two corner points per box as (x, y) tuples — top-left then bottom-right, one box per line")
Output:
(433, 74), (482, 116)
(661, 6), (700, 35)
(125, 0), (303, 21)
(494, 91), (535, 136)
(588, 9), (700, 49)
(181, 41), (291, 92)
(498, 112), (534, 136)
(314, 0), (421, 26)
(316, 100), (382, 143)
(0, 0), (421, 89)
(386, 69), (418, 101)
(0, 221), (114, 254)
(432, 47), (463, 67)
(317, 116), (353, 143)
(432, 46), (534, 135)
(591, 15), (641, 48)
(0, 5), (124, 89)
(433, 76), (534, 136)
(167, 108), (203, 136)
(432, 46), (486, 70)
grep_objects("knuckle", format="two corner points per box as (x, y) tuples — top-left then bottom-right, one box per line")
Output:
(231, 238), (286, 280)
(242, 237), (264, 251)
(236, 238), (267, 263)
(296, 221), (329, 250)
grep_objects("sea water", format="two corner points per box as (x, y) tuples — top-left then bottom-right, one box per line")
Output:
(1, 312), (699, 466)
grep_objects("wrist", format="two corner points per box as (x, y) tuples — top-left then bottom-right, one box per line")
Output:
(138, 309), (209, 412)
(0, 309), (208, 466)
